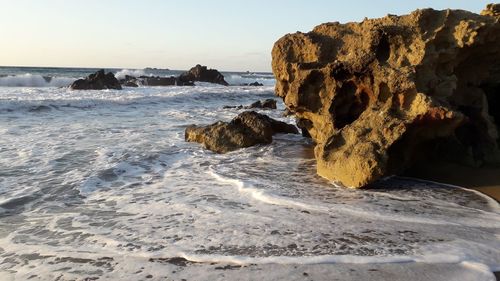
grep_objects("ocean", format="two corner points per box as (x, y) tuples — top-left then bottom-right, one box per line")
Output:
(0, 66), (499, 280)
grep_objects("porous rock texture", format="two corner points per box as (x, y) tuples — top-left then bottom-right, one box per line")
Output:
(272, 4), (500, 188)
(185, 111), (298, 153)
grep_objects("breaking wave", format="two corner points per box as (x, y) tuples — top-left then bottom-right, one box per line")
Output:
(0, 74), (75, 87)
(224, 73), (276, 86)
(114, 69), (148, 80)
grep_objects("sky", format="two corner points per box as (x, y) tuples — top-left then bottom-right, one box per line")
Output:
(0, 0), (493, 72)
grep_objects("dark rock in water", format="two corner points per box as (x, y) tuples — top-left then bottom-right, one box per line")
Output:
(177, 79), (195, 86)
(123, 75), (136, 82)
(223, 105), (244, 109)
(242, 81), (264, 86)
(145, 67), (170, 71)
(247, 101), (263, 109)
(272, 4), (500, 188)
(185, 111), (298, 153)
(70, 70), (122, 90)
(124, 81), (139, 87)
(247, 99), (277, 109)
(119, 75), (195, 87)
(29, 105), (52, 112)
(179, 64), (229, 86)
(223, 99), (277, 110)
(148, 257), (193, 267)
(141, 76), (177, 86)
(119, 75), (139, 87)
(261, 99), (277, 109)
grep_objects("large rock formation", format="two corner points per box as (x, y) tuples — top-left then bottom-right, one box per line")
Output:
(185, 111), (298, 153)
(70, 70), (122, 90)
(272, 4), (500, 188)
(179, 64), (229, 86)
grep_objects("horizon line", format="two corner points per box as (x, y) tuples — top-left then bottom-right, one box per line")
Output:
(0, 64), (273, 74)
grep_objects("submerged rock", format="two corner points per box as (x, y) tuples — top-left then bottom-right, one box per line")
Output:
(140, 76), (177, 86)
(70, 70), (122, 90)
(224, 99), (278, 110)
(241, 81), (264, 86)
(124, 81), (139, 87)
(248, 99), (277, 109)
(119, 75), (195, 87)
(179, 64), (229, 86)
(185, 111), (298, 153)
(222, 105), (244, 110)
(272, 5), (500, 188)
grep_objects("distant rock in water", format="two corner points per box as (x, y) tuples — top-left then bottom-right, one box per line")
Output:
(241, 81), (264, 86)
(224, 99), (277, 110)
(185, 111), (298, 153)
(70, 70), (122, 90)
(247, 99), (277, 109)
(179, 64), (229, 86)
(116, 65), (227, 87)
(272, 4), (500, 188)
(119, 75), (195, 87)
(124, 81), (139, 87)
(140, 76), (177, 86)
(222, 105), (244, 110)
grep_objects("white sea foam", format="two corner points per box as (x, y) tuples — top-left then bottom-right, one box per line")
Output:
(208, 169), (500, 227)
(0, 81), (499, 280)
(225, 73), (276, 86)
(114, 69), (148, 80)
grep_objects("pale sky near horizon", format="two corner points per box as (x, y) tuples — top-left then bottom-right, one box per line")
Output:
(0, 0), (493, 72)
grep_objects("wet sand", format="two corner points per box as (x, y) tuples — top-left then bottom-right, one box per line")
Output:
(404, 162), (500, 201)
(405, 162), (500, 280)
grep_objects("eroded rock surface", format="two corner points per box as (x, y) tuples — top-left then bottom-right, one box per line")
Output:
(272, 5), (500, 188)
(70, 70), (122, 90)
(185, 111), (298, 153)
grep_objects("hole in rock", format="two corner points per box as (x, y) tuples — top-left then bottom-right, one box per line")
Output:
(378, 82), (391, 102)
(330, 81), (369, 129)
(376, 34), (391, 63)
(330, 63), (350, 81)
(298, 71), (324, 113)
(482, 83), (500, 132)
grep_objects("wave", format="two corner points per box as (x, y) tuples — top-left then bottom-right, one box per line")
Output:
(114, 69), (147, 80)
(0, 74), (75, 87)
(225, 74), (276, 86)
(208, 169), (500, 228)
(0, 85), (275, 113)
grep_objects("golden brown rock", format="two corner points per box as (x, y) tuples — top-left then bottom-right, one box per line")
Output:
(185, 111), (298, 153)
(272, 5), (500, 188)
(481, 3), (500, 18)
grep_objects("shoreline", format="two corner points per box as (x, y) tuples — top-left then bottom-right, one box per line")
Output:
(404, 162), (500, 202)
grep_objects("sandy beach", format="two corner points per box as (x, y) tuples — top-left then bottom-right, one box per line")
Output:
(405, 162), (500, 201)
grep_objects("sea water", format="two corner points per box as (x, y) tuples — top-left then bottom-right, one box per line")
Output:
(0, 67), (498, 281)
